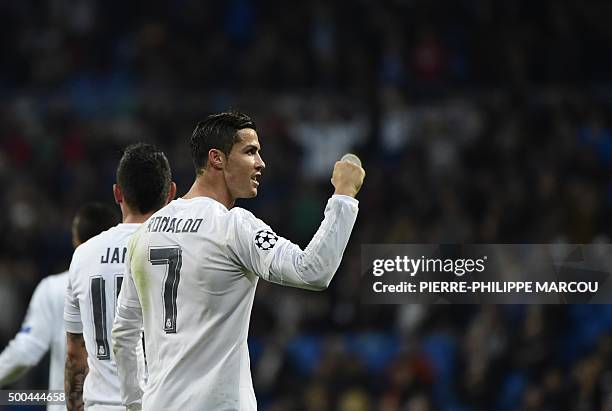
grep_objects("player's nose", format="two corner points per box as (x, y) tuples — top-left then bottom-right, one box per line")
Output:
(255, 153), (265, 171)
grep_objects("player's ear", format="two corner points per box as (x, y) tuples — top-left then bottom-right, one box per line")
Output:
(166, 182), (177, 205)
(208, 149), (225, 170)
(113, 184), (123, 205)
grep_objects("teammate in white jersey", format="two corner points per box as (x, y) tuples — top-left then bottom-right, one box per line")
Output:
(64, 143), (176, 410)
(113, 111), (365, 410)
(0, 203), (118, 411)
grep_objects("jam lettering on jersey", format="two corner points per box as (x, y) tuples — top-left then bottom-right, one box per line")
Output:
(100, 247), (127, 264)
(146, 217), (204, 233)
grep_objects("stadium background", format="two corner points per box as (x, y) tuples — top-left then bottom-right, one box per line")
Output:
(1, 0), (612, 410)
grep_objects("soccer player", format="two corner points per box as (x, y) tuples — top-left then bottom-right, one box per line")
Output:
(64, 143), (176, 410)
(112, 111), (365, 410)
(0, 203), (119, 411)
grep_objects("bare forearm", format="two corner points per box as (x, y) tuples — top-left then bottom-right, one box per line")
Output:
(65, 332), (88, 411)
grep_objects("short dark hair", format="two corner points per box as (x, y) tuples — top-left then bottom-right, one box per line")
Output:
(116, 143), (172, 214)
(73, 202), (120, 244)
(190, 111), (256, 173)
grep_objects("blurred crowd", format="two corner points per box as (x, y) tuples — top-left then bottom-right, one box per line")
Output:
(1, 0), (612, 410)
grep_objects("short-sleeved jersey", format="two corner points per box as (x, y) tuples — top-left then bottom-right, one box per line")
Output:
(116, 195), (358, 411)
(0, 272), (67, 411)
(65, 223), (145, 408)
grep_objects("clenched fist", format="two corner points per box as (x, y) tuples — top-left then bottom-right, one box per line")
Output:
(331, 160), (365, 198)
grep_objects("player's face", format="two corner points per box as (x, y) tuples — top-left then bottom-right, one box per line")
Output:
(224, 128), (265, 199)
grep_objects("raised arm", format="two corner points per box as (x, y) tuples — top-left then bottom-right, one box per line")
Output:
(229, 160), (365, 290)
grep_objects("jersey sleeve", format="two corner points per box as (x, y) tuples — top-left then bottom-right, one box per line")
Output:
(227, 195), (359, 290)
(0, 278), (54, 385)
(64, 252), (83, 334)
(112, 235), (144, 410)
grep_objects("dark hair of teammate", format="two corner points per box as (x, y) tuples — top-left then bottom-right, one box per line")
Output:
(72, 203), (120, 246)
(116, 143), (173, 214)
(190, 111), (257, 174)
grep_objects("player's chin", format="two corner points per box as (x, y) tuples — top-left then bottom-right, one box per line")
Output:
(243, 187), (258, 198)
(249, 181), (259, 196)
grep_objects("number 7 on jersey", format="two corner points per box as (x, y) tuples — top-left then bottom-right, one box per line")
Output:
(149, 246), (182, 333)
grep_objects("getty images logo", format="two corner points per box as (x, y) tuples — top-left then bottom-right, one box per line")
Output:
(372, 256), (488, 277)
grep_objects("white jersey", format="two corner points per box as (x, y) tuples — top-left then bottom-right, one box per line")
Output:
(0, 272), (68, 411)
(65, 223), (145, 409)
(113, 195), (358, 411)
